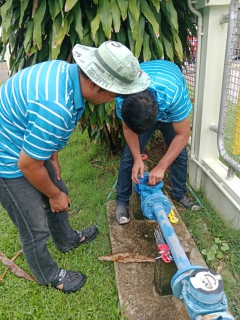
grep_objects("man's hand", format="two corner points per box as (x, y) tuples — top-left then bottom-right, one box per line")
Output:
(132, 158), (145, 184)
(148, 118), (190, 186)
(148, 167), (165, 185)
(49, 191), (71, 213)
(18, 150), (71, 212)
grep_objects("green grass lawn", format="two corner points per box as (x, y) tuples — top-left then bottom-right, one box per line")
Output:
(0, 127), (240, 319)
(0, 127), (123, 320)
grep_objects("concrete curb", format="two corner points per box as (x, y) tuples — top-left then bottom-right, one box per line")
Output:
(106, 200), (207, 320)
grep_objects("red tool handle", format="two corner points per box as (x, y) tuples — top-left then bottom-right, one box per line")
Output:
(141, 154), (148, 161)
(157, 244), (172, 263)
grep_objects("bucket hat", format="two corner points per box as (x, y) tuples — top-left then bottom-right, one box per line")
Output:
(72, 41), (150, 94)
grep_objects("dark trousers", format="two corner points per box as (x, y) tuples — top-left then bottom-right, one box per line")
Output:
(116, 121), (187, 205)
(0, 160), (77, 285)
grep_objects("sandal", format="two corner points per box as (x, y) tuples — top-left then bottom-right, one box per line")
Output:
(60, 226), (99, 253)
(178, 195), (201, 211)
(51, 269), (86, 293)
(115, 205), (130, 225)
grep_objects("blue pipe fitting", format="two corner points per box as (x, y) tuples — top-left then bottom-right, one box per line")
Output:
(181, 268), (234, 320)
(153, 204), (192, 270)
(134, 172), (171, 220)
(134, 172), (235, 320)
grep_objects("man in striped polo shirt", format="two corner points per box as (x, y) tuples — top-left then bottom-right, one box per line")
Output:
(0, 41), (150, 293)
(115, 59), (200, 225)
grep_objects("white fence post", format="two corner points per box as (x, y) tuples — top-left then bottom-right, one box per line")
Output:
(188, 0), (240, 228)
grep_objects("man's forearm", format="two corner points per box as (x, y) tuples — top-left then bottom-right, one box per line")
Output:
(123, 122), (141, 160)
(23, 165), (61, 199)
(157, 134), (189, 170)
(18, 150), (61, 199)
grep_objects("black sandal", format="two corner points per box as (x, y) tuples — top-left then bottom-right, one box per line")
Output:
(51, 269), (86, 293)
(60, 226), (99, 253)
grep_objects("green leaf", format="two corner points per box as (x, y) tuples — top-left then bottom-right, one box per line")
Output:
(33, 0), (46, 49)
(127, 28), (135, 55)
(31, 51), (38, 65)
(135, 15), (145, 58)
(19, 0), (29, 26)
(89, 103), (95, 112)
(48, 1), (61, 19)
(105, 102), (113, 115)
(161, 0), (178, 32)
(150, 0), (160, 12)
(90, 110), (97, 126)
(116, 26), (126, 44)
(28, 45), (38, 56)
(201, 249), (207, 255)
(143, 32), (151, 61)
(140, 0), (159, 37)
(172, 32), (183, 61)
(1, 0), (13, 42)
(128, 10), (138, 41)
(64, 0), (78, 12)
(162, 32), (174, 61)
(82, 27), (93, 46)
(0, 0), (12, 18)
(99, 0), (112, 39)
(15, 45), (24, 62)
(105, 114), (112, 125)
(207, 252), (215, 261)
(111, 0), (121, 33)
(91, 13), (101, 38)
(51, 15), (63, 59)
(116, 0), (128, 21)
(221, 243), (230, 251)
(97, 104), (106, 124)
(209, 245), (217, 255)
(73, 2), (83, 42)
(217, 251), (224, 259)
(148, 23), (163, 58)
(215, 238), (222, 244)
(53, 14), (73, 47)
(129, 0), (140, 23)
(83, 2), (97, 32)
(58, 0), (64, 19)
(97, 24), (106, 46)
(23, 20), (34, 53)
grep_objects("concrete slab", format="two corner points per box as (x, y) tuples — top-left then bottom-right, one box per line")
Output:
(107, 199), (207, 320)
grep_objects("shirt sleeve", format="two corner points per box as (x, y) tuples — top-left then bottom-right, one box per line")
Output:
(115, 97), (124, 120)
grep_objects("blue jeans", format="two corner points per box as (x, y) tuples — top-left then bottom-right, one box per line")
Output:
(0, 160), (77, 285)
(116, 121), (187, 204)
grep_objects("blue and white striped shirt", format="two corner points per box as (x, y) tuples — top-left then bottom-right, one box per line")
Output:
(0, 61), (85, 178)
(116, 60), (192, 123)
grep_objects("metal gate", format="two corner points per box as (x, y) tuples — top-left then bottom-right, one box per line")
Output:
(218, 0), (240, 175)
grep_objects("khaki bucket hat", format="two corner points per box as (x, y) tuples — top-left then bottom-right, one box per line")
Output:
(72, 41), (150, 94)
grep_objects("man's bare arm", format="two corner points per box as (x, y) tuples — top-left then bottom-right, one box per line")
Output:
(148, 117), (190, 185)
(122, 121), (144, 183)
(18, 150), (70, 212)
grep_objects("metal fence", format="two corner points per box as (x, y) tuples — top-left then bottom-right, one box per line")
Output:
(183, 1), (240, 175)
(183, 34), (197, 106)
(218, 0), (240, 174)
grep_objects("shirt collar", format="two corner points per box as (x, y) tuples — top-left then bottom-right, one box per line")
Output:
(69, 63), (85, 110)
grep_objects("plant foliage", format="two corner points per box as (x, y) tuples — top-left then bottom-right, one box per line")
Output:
(0, 0), (196, 152)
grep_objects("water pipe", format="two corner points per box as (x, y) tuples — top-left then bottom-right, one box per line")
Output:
(134, 173), (235, 320)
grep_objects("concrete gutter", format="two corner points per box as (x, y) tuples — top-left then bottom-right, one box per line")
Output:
(106, 199), (207, 320)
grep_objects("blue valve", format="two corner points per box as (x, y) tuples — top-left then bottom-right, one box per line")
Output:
(134, 172), (235, 320)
